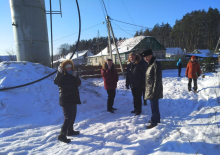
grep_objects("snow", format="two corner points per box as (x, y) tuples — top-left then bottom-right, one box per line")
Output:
(0, 61), (220, 155)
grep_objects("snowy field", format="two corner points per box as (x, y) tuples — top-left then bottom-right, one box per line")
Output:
(0, 61), (220, 155)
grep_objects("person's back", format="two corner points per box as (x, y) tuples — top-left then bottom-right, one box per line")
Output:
(177, 59), (183, 77)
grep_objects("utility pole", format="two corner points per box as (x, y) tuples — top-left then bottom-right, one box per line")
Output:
(106, 15), (125, 77)
(215, 36), (220, 54)
(106, 16), (112, 59)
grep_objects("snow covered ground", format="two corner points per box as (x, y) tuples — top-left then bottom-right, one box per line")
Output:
(0, 61), (220, 155)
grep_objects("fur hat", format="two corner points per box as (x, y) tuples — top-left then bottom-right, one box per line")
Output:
(142, 49), (153, 57)
(61, 59), (75, 75)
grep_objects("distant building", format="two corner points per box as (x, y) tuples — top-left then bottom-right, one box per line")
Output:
(186, 49), (218, 58)
(166, 47), (185, 59)
(53, 50), (94, 68)
(87, 36), (166, 66)
(0, 55), (17, 62)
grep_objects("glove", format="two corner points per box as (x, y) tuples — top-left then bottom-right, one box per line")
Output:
(72, 71), (77, 76)
(126, 85), (129, 89)
(58, 66), (62, 73)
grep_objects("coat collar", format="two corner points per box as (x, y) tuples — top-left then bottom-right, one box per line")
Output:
(148, 56), (156, 65)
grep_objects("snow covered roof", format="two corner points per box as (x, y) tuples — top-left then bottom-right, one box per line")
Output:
(53, 50), (93, 63)
(88, 36), (146, 58)
(187, 49), (218, 58)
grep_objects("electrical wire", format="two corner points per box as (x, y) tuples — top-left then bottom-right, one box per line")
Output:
(54, 22), (103, 42)
(121, 0), (136, 28)
(0, 0), (81, 91)
(110, 18), (152, 29)
(112, 21), (133, 36)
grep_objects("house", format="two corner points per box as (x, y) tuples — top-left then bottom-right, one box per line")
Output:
(0, 55), (17, 62)
(53, 50), (94, 68)
(87, 36), (166, 66)
(166, 47), (185, 59)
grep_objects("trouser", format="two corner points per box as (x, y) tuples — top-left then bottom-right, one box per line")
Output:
(142, 88), (145, 102)
(61, 104), (77, 133)
(131, 87), (142, 113)
(150, 99), (160, 125)
(188, 78), (197, 91)
(107, 89), (116, 110)
(178, 67), (182, 76)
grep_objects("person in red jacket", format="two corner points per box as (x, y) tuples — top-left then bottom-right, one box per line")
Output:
(185, 55), (201, 93)
(101, 59), (119, 113)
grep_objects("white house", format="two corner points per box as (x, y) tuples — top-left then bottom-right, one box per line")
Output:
(53, 50), (94, 68)
(186, 49), (218, 58)
(165, 47), (185, 58)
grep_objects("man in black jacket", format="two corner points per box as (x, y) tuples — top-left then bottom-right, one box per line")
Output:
(142, 49), (163, 129)
(126, 52), (146, 116)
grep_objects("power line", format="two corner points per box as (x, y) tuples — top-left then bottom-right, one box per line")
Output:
(112, 21), (133, 36)
(101, 0), (108, 16)
(121, 0), (136, 27)
(110, 18), (152, 30)
(53, 22), (104, 41)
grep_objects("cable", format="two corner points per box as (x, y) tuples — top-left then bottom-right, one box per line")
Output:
(0, 0), (81, 91)
(112, 21), (133, 36)
(54, 22), (104, 41)
(121, 0), (136, 27)
(110, 18), (152, 29)
(101, 0), (108, 16)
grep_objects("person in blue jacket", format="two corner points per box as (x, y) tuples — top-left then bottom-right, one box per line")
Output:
(177, 59), (183, 77)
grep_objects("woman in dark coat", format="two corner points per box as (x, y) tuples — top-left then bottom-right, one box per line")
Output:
(101, 59), (119, 113)
(54, 59), (81, 143)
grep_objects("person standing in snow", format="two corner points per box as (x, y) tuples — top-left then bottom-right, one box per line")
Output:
(126, 52), (146, 116)
(177, 59), (183, 77)
(185, 55), (201, 93)
(54, 59), (81, 143)
(139, 54), (148, 106)
(101, 59), (119, 113)
(142, 49), (163, 129)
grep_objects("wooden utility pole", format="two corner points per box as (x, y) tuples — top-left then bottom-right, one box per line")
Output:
(215, 36), (220, 54)
(106, 15), (125, 77)
(106, 16), (112, 59)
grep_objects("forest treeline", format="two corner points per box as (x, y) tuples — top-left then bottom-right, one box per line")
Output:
(134, 7), (220, 52)
(57, 7), (220, 56)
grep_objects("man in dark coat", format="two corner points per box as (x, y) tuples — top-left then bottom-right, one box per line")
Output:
(54, 59), (81, 143)
(142, 49), (163, 129)
(177, 59), (183, 77)
(101, 59), (119, 113)
(126, 52), (146, 116)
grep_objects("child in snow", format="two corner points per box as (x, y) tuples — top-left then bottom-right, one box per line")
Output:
(54, 59), (81, 143)
(101, 59), (119, 113)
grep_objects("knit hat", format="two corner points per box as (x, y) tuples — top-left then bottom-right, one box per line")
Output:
(142, 49), (153, 57)
(191, 55), (196, 59)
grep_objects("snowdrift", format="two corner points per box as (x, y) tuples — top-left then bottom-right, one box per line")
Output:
(0, 61), (220, 155)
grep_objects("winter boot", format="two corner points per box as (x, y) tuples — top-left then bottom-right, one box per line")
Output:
(67, 130), (80, 136)
(58, 132), (71, 143)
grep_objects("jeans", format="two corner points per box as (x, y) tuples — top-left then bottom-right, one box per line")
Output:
(107, 89), (116, 110)
(61, 104), (77, 133)
(150, 99), (160, 125)
(188, 78), (197, 91)
(131, 87), (142, 113)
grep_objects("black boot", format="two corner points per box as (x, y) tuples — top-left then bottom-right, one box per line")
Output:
(67, 130), (80, 136)
(58, 132), (71, 143)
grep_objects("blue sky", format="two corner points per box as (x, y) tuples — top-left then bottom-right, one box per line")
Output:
(1, 0), (220, 55)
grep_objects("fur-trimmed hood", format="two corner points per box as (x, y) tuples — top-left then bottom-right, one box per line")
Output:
(102, 61), (116, 70)
(61, 59), (75, 74)
(128, 54), (142, 64)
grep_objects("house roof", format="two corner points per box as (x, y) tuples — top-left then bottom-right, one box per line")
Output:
(53, 50), (93, 63)
(88, 36), (152, 58)
(186, 49), (218, 58)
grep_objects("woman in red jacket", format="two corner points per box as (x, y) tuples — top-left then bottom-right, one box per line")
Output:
(101, 59), (119, 113)
(185, 55), (201, 93)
